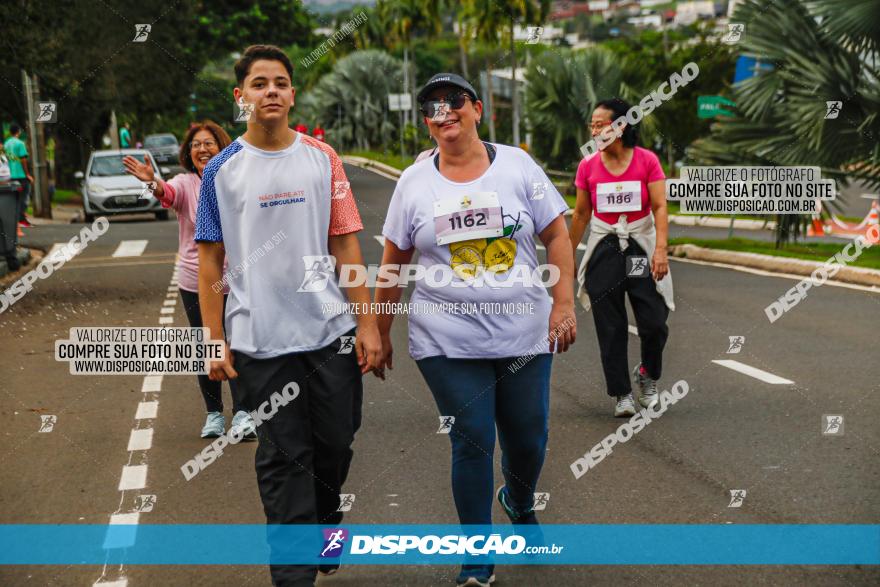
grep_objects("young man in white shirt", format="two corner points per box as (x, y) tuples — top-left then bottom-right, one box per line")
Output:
(195, 44), (381, 587)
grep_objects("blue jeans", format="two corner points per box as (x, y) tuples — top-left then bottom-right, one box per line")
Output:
(416, 354), (553, 525)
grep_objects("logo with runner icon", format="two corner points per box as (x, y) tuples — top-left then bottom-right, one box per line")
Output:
(320, 528), (349, 558)
(626, 256), (648, 277)
(337, 494), (355, 512)
(533, 492), (550, 511)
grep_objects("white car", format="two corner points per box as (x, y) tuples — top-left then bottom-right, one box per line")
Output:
(75, 149), (171, 222)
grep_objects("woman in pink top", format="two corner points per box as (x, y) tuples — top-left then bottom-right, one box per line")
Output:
(123, 121), (256, 439)
(569, 98), (674, 418)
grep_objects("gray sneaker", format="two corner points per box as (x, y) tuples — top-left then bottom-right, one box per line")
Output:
(614, 393), (637, 417)
(230, 410), (257, 440)
(633, 363), (658, 408)
(200, 412), (225, 438)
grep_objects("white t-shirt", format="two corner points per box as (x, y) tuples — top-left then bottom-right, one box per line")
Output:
(195, 133), (362, 358)
(382, 143), (568, 360)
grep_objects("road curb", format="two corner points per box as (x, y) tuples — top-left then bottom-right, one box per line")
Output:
(341, 155), (403, 180)
(669, 243), (880, 287)
(343, 155), (778, 232)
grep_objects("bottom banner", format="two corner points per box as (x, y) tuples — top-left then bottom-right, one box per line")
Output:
(1, 525), (878, 565)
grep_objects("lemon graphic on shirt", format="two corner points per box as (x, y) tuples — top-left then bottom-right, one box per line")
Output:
(484, 239), (517, 273)
(449, 238), (486, 279)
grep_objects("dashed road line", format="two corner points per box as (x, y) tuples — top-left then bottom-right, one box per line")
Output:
(97, 265), (177, 586)
(712, 359), (794, 385)
(111, 240), (149, 258)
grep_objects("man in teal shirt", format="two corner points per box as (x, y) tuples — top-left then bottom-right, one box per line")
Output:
(119, 123), (131, 148)
(4, 124), (33, 226)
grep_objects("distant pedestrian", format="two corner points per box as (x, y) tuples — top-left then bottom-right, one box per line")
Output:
(4, 124), (33, 227)
(123, 120), (256, 440)
(120, 123), (131, 148)
(568, 98), (674, 418)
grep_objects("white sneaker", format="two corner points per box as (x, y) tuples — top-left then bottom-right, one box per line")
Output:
(230, 410), (257, 440)
(633, 364), (658, 408)
(614, 393), (637, 417)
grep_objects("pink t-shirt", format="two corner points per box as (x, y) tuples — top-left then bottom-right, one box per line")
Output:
(158, 172), (229, 293)
(574, 146), (665, 225)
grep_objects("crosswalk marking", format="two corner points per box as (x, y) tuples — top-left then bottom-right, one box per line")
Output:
(112, 240), (148, 258)
(712, 359), (794, 385)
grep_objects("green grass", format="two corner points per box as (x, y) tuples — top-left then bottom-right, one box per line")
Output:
(53, 188), (81, 204)
(669, 237), (880, 270)
(345, 150), (413, 172)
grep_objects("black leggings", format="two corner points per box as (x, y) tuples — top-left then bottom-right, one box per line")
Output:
(179, 288), (243, 413)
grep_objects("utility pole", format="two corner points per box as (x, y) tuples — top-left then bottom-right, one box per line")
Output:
(22, 70), (48, 218)
(32, 76), (51, 219)
(110, 109), (120, 150)
(511, 19), (520, 147)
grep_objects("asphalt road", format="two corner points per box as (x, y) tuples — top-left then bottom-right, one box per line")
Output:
(1, 163), (878, 586)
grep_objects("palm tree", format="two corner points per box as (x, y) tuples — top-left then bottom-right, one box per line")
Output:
(300, 50), (404, 151)
(503, 0), (550, 146)
(467, 0), (507, 142)
(525, 47), (638, 169)
(688, 0), (880, 244)
(383, 0), (444, 148)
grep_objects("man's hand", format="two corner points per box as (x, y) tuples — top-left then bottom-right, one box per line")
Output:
(548, 302), (577, 353)
(652, 247), (669, 281)
(355, 322), (383, 376)
(208, 341), (238, 382)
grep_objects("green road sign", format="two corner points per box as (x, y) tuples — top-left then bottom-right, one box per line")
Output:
(698, 95), (736, 119)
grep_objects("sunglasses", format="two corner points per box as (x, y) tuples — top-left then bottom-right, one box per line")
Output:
(420, 92), (472, 120)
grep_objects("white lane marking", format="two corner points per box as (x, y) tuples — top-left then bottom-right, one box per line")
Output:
(860, 194), (878, 200)
(628, 325), (639, 336)
(158, 316), (173, 324)
(167, 286), (177, 292)
(536, 243), (587, 251)
(127, 428), (153, 451)
(162, 299), (176, 306)
(94, 580), (128, 587)
(374, 235), (385, 247)
(160, 307), (174, 314)
(135, 401), (158, 420)
(111, 240), (148, 258)
(141, 375), (163, 392)
(118, 465), (148, 490)
(670, 257), (880, 294)
(46, 242), (83, 263)
(166, 291), (178, 298)
(712, 359), (794, 385)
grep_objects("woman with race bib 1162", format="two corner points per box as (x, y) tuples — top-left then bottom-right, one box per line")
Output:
(568, 98), (674, 418)
(375, 73), (576, 587)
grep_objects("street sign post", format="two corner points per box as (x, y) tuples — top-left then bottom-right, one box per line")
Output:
(698, 95), (736, 119)
(388, 93), (413, 160)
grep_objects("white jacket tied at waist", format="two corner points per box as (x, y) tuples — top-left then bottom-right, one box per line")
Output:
(576, 213), (675, 312)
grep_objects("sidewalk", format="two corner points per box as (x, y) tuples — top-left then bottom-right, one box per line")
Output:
(28, 203), (82, 225)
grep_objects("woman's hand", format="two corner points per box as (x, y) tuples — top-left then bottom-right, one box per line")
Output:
(356, 321), (383, 377)
(374, 330), (393, 379)
(548, 302), (577, 353)
(652, 247), (669, 281)
(123, 154), (156, 183)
